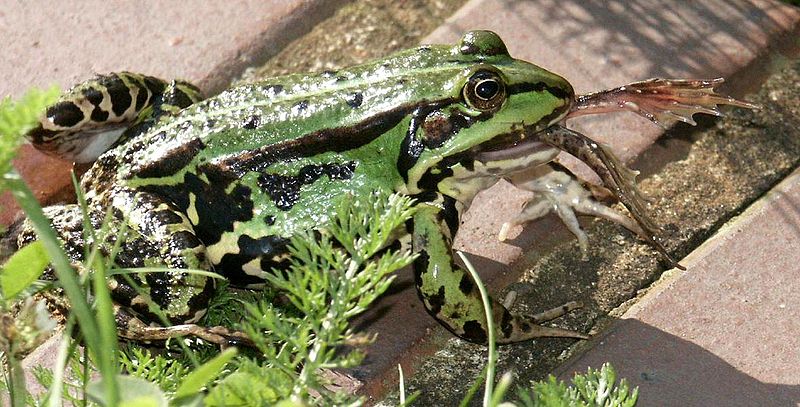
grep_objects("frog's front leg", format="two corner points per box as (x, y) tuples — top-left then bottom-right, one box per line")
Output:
(412, 194), (587, 344)
(501, 163), (645, 260)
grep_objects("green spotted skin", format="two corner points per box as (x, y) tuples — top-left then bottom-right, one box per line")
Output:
(22, 31), (590, 343)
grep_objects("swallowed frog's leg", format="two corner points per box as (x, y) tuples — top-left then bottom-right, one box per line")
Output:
(538, 125), (684, 269)
(567, 78), (759, 127)
(501, 163), (645, 260)
(25, 72), (202, 163)
(411, 195), (587, 344)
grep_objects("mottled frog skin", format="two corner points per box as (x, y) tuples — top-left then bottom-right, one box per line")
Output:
(16, 31), (754, 344)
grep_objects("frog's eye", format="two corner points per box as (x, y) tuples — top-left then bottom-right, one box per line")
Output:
(463, 71), (506, 111)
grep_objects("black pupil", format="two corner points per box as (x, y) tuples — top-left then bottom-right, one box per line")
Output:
(475, 79), (499, 100)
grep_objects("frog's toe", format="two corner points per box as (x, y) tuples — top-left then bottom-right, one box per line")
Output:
(497, 301), (588, 343)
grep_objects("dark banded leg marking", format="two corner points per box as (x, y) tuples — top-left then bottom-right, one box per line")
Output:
(106, 188), (214, 325)
(25, 72), (203, 163)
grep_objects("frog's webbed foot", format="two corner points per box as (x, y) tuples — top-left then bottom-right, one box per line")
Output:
(502, 163), (645, 260)
(538, 126), (683, 269)
(568, 78), (759, 127)
(498, 300), (588, 343)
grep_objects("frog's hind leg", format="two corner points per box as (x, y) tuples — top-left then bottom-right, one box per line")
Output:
(568, 78), (759, 126)
(104, 189), (252, 346)
(25, 72), (202, 163)
(502, 162), (645, 260)
(538, 125), (683, 269)
(411, 195), (587, 344)
(10, 203), (89, 266)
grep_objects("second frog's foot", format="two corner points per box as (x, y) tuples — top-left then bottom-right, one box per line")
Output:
(568, 78), (760, 127)
(500, 169), (645, 260)
(118, 313), (255, 348)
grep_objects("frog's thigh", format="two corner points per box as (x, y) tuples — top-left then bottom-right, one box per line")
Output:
(503, 163), (643, 258)
(110, 189), (214, 325)
(412, 199), (586, 344)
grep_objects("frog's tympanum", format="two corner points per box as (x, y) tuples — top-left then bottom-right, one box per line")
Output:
(14, 31), (755, 345)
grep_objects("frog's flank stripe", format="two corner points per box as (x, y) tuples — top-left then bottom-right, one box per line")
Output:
(218, 100), (452, 176)
(137, 137), (206, 178)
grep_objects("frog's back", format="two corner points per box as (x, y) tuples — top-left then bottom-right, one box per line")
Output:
(102, 45), (465, 280)
(97, 32), (571, 283)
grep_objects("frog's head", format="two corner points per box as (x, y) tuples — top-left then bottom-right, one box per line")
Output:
(402, 30), (574, 194)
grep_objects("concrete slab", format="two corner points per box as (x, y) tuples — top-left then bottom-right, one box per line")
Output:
(556, 168), (800, 406)
(0, 0), (346, 98)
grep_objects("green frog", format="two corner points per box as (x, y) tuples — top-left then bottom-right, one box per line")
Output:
(15, 31), (754, 345)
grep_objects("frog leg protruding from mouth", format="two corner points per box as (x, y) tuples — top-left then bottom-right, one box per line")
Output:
(567, 78), (759, 126)
(535, 125), (682, 269)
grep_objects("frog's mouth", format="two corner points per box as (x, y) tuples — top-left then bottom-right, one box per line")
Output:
(474, 128), (550, 163)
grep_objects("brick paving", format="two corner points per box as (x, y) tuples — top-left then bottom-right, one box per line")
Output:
(556, 169), (800, 406)
(5, 0), (800, 404)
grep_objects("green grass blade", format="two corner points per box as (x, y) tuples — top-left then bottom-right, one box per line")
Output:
(174, 347), (237, 399)
(0, 240), (48, 302)
(5, 174), (118, 403)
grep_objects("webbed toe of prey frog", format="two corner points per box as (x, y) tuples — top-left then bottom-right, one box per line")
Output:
(500, 163), (646, 261)
(567, 78), (760, 126)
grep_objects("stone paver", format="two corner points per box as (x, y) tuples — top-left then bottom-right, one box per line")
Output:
(556, 168), (800, 406)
